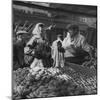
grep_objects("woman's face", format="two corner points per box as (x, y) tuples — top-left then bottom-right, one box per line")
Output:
(17, 35), (22, 40)
(39, 25), (44, 33)
(69, 29), (78, 38)
(39, 26), (42, 32)
(68, 29), (74, 37)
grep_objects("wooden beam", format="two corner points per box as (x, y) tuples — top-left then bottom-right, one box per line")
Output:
(13, 0), (97, 17)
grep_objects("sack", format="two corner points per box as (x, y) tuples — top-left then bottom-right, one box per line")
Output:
(24, 55), (34, 65)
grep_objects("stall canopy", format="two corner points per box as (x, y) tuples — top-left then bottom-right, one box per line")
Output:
(13, 0), (97, 46)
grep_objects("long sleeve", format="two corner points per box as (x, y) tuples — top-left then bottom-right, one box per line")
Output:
(26, 36), (36, 46)
(62, 32), (71, 49)
(51, 41), (56, 59)
(81, 36), (90, 52)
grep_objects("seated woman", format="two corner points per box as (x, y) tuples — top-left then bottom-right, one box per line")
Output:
(13, 30), (27, 70)
(62, 24), (92, 65)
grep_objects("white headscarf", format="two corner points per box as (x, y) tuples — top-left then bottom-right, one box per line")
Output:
(26, 23), (44, 47)
(32, 23), (44, 37)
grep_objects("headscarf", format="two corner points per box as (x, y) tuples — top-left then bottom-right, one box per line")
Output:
(16, 30), (28, 35)
(32, 23), (44, 37)
(26, 23), (44, 47)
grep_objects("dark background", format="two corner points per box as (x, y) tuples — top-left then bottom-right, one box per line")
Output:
(13, 0), (97, 47)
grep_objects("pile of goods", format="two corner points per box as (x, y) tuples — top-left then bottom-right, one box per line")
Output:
(13, 63), (97, 100)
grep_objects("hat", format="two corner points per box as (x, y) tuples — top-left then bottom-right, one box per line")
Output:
(57, 34), (62, 37)
(16, 30), (28, 35)
(32, 23), (44, 35)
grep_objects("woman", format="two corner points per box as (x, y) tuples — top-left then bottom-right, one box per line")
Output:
(52, 34), (65, 68)
(13, 30), (27, 70)
(62, 24), (91, 65)
(25, 23), (52, 75)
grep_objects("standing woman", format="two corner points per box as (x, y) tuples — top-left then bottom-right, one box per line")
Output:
(25, 23), (52, 75)
(51, 34), (65, 68)
(25, 23), (45, 68)
(24, 23), (44, 65)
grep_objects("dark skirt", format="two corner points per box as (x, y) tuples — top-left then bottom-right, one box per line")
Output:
(65, 50), (90, 65)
